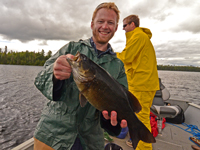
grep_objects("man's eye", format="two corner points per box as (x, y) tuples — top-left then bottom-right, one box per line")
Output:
(108, 22), (114, 25)
(98, 21), (104, 23)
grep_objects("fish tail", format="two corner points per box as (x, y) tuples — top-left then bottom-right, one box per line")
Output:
(128, 120), (156, 149)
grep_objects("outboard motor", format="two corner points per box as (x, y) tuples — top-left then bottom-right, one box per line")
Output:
(150, 78), (184, 134)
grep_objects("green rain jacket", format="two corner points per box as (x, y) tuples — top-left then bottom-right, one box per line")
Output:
(34, 38), (128, 150)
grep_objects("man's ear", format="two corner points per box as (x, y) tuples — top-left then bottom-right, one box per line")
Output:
(132, 22), (136, 28)
(91, 21), (94, 29)
(115, 24), (118, 32)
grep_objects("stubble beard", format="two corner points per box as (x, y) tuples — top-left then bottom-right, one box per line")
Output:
(92, 30), (114, 45)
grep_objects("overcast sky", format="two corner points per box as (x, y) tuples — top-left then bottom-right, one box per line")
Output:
(0, 0), (200, 66)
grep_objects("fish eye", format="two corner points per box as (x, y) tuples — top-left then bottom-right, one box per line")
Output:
(83, 56), (87, 61)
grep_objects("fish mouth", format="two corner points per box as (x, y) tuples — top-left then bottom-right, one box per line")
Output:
(73, 51), (81, 62)
(66, 51), (81, 65)
(66, 51), (94, 83)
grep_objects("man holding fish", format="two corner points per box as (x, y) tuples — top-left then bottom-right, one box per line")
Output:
(34, 2), (155, 150)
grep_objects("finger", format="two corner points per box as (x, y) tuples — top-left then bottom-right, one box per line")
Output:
(102, 110), (110, 120)
(66, 54), (74, 60)
(54, 65), (72, 73)
(54, 71), (71, 80)
(56, 55), (70, 67)
(120, 119), (127, 128)
(54, 65), (71, 80)
(110, 111), (117, 126)
(53, 55), (72, 80)
(55, 54), (74, 70)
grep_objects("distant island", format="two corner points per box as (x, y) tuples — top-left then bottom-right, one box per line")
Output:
(157, 65), (200, 72)
(0, 49), (52, 66)
(0, 49), (200, 72)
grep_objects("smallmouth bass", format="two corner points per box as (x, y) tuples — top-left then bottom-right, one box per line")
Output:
(67, 51), (156, 149)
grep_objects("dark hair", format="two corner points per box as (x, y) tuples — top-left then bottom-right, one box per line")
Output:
(123, 15), (140, 27)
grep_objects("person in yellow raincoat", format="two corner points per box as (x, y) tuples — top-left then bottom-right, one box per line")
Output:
(116, 15), (159, 150)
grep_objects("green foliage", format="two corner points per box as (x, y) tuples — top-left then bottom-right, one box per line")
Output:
(157, 65), (200, 72)
(0, 49), (52, 66)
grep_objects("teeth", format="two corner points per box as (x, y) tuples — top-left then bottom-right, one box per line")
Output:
(77, 57), (81, 62)
(100, 31), (108, 35)
(74, 52), (80, 61)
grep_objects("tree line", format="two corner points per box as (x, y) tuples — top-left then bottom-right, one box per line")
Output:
(0, 49), (52, 66)
(0, 49), (200, 72)
(157, 65), (200, 72)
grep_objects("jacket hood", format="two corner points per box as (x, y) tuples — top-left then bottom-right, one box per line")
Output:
(140, 27), (152, 39)
(126, 27), (152, 39)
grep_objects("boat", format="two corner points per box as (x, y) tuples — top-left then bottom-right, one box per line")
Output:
(12, 79), (200, 150)
(105, 98), (200, 150)
(11, 138), (34, 150)
(11, 98), (200, 150)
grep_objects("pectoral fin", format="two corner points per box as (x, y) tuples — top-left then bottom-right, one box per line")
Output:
(79, 94), (88, 107)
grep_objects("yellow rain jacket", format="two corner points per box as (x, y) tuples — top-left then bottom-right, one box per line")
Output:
(116, 27), (159, 92)
(117, 27), (159, 150)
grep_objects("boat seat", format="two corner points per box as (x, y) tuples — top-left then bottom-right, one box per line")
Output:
(150, 104), (184, 134)
(150, 78), (179, 134)
(150, 105), (181, 118)
(152, 78), (170, 106)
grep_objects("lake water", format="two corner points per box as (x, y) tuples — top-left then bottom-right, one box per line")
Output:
(0, 65), (200, 150)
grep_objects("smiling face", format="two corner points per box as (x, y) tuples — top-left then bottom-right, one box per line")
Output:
(91, 8), (118, 46)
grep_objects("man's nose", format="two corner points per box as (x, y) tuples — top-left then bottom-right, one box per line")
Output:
(102, 22), (109, 28)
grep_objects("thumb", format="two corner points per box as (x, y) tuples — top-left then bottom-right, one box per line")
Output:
(66, 54), (74, 60)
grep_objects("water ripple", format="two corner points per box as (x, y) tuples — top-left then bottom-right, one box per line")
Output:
(0, 65), (200, 149)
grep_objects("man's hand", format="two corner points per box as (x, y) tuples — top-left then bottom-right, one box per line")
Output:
(53, 54), (74, 80)
(102, 110), (127, 128)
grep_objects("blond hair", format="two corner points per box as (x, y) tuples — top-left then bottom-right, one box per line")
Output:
(123, 15), (140, 27)
(92, 2), (120, 23)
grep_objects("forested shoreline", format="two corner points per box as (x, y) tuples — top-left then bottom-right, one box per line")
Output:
(0, 49), (52, 66)
(157, 65), (200, 72)
(0, 50), (200, 72)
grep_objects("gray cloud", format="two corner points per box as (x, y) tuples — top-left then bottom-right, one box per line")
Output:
(1, 0), (199, 41)
(170, 2), (200, 33)
(121, 0), (175, 21)
(171, 18), (200, 34)
(155, 40), (200, 66)
(0, 0), (200, 67)
(0, 0), (94, 42)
